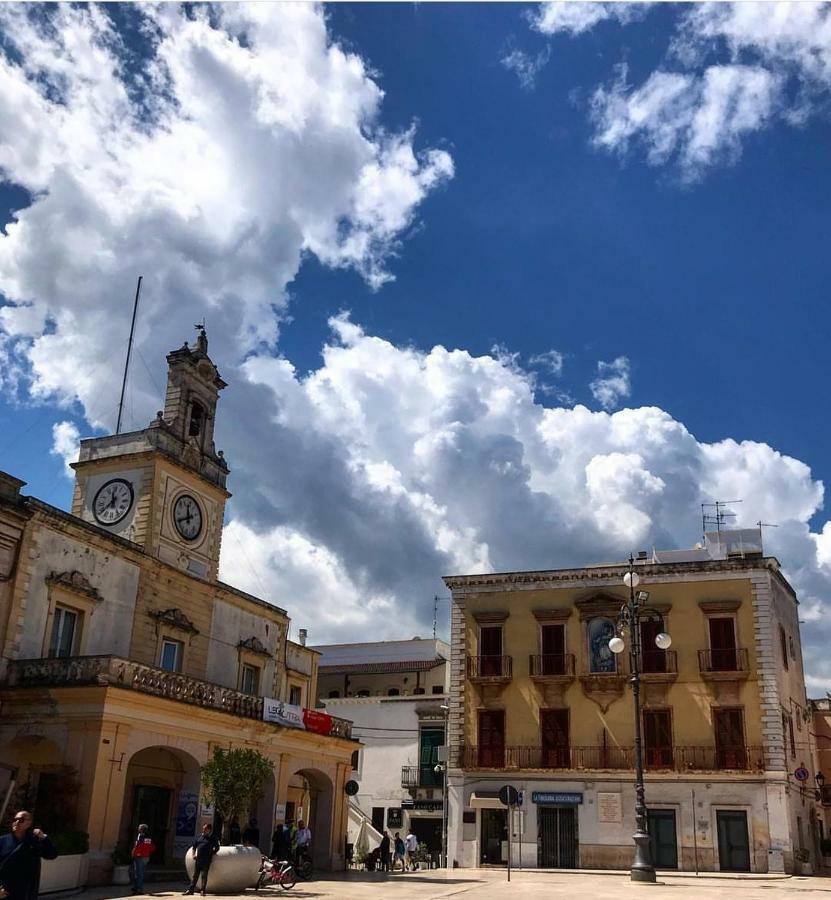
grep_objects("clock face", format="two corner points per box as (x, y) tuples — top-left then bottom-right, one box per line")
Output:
(173, 494), (203, 541)
(92, 478), (134, 525)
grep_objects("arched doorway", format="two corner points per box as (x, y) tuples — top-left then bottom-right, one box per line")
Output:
(288, 769), (334, 870)
(121, 746), (201, 866)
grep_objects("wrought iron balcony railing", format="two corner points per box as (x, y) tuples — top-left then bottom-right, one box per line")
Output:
(401, 765), (443, 789)
(697, 648), (749, 674)
(640, 649), (678, 675)
(466, 655), (513, 680)
(529, 654), (575, 678)
(3, 655), (353, 740)
(456, 744), (763, 772)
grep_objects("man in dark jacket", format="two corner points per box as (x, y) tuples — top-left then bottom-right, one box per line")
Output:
(241, 818), (259, 851)
(378, 831), (390, 873)
(184, 824), (219, 896)
(0, 811), (58, 900)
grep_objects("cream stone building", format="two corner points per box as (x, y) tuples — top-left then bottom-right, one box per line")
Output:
(0, 330), (356, 886)
(444, 530), (819, 875)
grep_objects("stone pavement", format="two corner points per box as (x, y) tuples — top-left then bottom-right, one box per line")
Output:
(70, 869), (831, 900)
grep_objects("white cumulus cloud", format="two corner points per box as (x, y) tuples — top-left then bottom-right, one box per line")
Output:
(533, 2), (651, 37)
(50, 421), (80, 476)
(590, 356), (631, 410)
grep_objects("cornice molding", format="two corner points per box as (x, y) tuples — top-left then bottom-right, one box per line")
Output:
(46, 570), (103, 603)
(532, 608), (572, 623)
(471, 610), (509, 624)
(149, 607), (199, 635)
(698, 599), (742, 613)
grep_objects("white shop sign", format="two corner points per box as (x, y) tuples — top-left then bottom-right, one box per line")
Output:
(263, 699), (304, 728)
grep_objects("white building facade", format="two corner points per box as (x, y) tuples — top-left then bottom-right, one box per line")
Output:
(314, 639), (450, 861)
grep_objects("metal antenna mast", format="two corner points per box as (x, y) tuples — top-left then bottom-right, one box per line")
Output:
(701, 499), (742, 539)
(116, 276), (143, 435)
(433, 595), (439, 640)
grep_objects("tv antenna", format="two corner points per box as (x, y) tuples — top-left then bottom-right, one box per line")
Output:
(701, 499), (742, 538)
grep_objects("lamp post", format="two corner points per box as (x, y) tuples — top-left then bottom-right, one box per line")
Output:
(608, 554), (672, 883)
(437, 702), (450, 868)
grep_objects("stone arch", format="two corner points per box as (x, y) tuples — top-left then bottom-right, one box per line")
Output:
(120, 745), (202, 865)
(287, 767), (334, 870)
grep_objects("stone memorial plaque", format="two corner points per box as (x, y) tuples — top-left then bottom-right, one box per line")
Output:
(597, 792), (622, 823)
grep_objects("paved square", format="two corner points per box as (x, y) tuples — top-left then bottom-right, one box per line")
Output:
(76, 869), (831, 900)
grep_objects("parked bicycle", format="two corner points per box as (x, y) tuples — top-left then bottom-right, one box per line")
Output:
(256, 855), (297, 891)
(294, 849), (313, 881)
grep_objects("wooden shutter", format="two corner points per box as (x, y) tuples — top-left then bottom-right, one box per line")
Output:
(643, 710), (673, 767)
(540, 709), (570, 767)
(478, 710), (505, 767)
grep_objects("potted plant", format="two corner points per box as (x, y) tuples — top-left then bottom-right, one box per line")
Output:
(111, 841), (132, 885)
(40, 830), (90, 892)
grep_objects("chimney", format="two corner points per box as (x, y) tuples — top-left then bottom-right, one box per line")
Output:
(298, 628), (307, 647)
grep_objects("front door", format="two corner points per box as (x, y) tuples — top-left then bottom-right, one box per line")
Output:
(477, 709), (505, 768)
(131, 785), (172, 865)
(537, 806), (578, 868)
(480, 808), (507, 865)
(717, 810), (751, 872)
(648, 809), (678, 869)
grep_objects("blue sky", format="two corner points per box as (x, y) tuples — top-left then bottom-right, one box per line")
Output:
(1, 3), (830, 678)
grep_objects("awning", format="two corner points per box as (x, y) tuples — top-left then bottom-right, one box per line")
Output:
(469, 792), (503, 809)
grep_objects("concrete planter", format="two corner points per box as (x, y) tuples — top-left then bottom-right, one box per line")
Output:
(185, 846), (261, 894)
(41, 853), (89, 893)
(111, 864), (131, 886)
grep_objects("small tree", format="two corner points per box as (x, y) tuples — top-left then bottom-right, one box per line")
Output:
(200, 748), (274, 842)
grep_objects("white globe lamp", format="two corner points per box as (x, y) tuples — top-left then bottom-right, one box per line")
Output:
(655, 632), (672, 650)
(623, 571), (640, 589)
(608, 636), (625, 654)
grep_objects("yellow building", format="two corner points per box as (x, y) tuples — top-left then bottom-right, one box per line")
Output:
(444, 531), (818, 874)
(0, 330), (356, 886)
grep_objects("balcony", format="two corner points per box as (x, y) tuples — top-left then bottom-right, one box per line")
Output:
(639, 649), (678, 681)
(2, 655), (354, 740)
(401, 765), (443, 789)
(456, 744), (763, 773)
(529, 653), (576, 682)
(698, 648), (750, 681)
(466, 655), (512, 683)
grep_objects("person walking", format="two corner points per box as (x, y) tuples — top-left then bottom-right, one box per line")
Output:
(378, 831), (390, 873)
(130, 824), (155, 894)
(392, 833), (405, 872)
(241, 818), (260, 851)
(227, 818), (241, 845)
(294, 820), (311, 867)
(0, 810), (58, 900)
(404, 829), (418, 872)
(183, 824), (219, 896)
(270, 823), (291, 862)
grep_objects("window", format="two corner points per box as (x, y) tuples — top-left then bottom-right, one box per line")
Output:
(479, 625), (503, 675)
(371, 807), (385, 834)
(241, 664), (260, 695)
(419, 727), (444, 786)
(540, 709), (570, 768)
(643, 709), (674, 768)
(540, 623), (566, 675)
(356, 689), (370, 697)
(714, 708), (747, 768)
(387, 688), (400, 696)
(789, 635), (796, 660)
(188, 401), (205, 437)
(432, 685), (444, 695)
(289, 685), (302, 706)
(640, 620), (667, 673)
(787, 714), (796, 757)
(588, 617), (617, 673)
(780, 627), (789, 671)
(477, 709), (505, 768)
(49, 606), (78, 659)
(159, 638), (183, 673)
(328, 690), (340, 699)
(413, 687), (426, 695)
(708, 617), (738, 671)
(350, 749), (360, 770)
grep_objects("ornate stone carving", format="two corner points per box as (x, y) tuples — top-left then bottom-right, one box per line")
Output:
(46, 570), (103, 603)
(238, 636), (270, 656)
(149, 607), (199, 635)
(578, 673), (627, 712)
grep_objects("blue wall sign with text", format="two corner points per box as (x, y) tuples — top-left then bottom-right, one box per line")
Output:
(532, 792), (583, 805)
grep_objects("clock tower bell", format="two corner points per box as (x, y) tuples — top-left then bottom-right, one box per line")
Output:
(71, 327), (231, 581)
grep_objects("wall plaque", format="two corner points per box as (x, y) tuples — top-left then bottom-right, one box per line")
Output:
(597, 792), (622, 823)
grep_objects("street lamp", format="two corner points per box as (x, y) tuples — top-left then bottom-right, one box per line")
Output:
(608, 554), (672, 883)
(438, 702), (450, 868)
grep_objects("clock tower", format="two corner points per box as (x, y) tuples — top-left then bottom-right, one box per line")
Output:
(71, 327), (231, 581)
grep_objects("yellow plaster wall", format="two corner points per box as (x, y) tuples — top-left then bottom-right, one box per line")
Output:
(462, 576), (762, 750)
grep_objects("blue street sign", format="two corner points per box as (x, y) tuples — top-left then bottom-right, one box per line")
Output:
(531, 791), (583, 805)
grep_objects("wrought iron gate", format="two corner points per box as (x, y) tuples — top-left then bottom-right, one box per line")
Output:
(537, 806), (578, 868)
